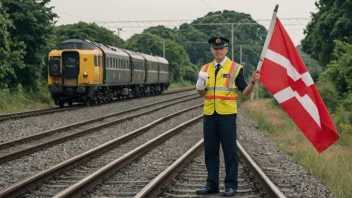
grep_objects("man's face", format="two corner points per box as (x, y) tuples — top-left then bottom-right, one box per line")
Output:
(211, 47), (228, 60)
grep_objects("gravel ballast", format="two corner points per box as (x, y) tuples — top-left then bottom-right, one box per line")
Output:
(0, 91), (196, 143)
(237, 107), (334, 198)
(0, 97), (202, 189)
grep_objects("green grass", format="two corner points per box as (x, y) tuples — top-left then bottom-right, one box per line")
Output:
(169, 80), (193, 89)
(243, 99), (352, 198)
(0, 83), (55, 114)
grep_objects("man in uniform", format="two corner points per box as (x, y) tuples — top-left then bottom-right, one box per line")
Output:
(195, 36), (260, 196)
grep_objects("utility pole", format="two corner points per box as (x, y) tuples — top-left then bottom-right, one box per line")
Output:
(231, 23), (234, 61)
(240, 45), (242, 64)
(163, 39), (165, 58)
(117, 28), (122, 37)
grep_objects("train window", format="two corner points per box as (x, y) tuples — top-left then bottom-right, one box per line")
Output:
(94, 56), (97, 67)
(98, 56), (101, 66)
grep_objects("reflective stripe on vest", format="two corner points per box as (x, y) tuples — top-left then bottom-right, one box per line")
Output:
(226, 63), (241, 88)
(205, 87), (238, 92)
(204, 63), (210, 72)
(204, 95), (238, 100)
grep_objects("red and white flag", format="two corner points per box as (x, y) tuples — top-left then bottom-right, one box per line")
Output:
(258, 15), (339, 153)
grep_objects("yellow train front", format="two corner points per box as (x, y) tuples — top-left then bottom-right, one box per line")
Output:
(48, 38), (170, 107)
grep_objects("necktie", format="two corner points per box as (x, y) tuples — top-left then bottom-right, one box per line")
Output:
(215, 63), (221, 77)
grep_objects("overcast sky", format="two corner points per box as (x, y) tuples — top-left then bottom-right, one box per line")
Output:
(49, 0), (318, 46)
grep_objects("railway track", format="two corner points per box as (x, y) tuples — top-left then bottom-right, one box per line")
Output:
(136, 141), (286, 198)
(0, 87), (194, 122)
(0, 106), (287, 198)
(0, 93), (200, 163)
(0, 103), (203, 197)
(0, 106), (83, 122)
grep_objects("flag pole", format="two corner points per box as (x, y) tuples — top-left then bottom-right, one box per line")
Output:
(251, 4), (279, 100)
(256, 4), (279, 71)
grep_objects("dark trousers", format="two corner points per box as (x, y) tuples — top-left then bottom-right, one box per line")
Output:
(203, 112), (238, 190)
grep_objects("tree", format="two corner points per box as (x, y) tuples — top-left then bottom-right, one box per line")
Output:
(0, 1), (25, 88)
(301, 0), (352, 68)
(2, 0), (57, 90)
(189, 10), (266, 77)
(143, 25), (186, 42)
(179, 24), (212, 66)
(325, 40), (352, 97)
(54, 22), (124, 47)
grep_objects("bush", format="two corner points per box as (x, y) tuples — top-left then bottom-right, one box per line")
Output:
(316, 73), (340, 113)
(342, 93), (352, 111)
(0, 81), (54, 113)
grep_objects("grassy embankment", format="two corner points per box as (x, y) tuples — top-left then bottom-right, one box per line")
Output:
(0, 83), (55, 114)
(242, 98), (352, 198)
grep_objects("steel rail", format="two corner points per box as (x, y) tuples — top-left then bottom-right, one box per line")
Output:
(135, 139), (204, 198)
(0, 87), (194, 122)
(52, 115), (203, 198)
(0, 105), (203, 198)
(0, 93), (198, 150)
(0, 94), (200, 163)
(237, 141), (287, 198)
(0, 106), (83, 122)
(134, 142), (287, 198)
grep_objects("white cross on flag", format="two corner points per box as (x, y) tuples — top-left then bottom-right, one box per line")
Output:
(258, 15), (339, 153)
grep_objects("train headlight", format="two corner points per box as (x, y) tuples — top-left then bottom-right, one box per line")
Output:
(83, 72), (88, 78)
(53, 80), (59, 84)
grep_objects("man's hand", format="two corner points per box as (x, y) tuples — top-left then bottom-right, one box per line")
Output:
(251, 71), (260, 83)
(196, 71), (208, 90)
(199, 71), (208, 80)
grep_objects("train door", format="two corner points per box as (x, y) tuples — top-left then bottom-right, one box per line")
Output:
(94, 55), (100, 84)
(99, 55), (103, 84)
(62, 52), (79, 86)
(157, 63), (160, 82)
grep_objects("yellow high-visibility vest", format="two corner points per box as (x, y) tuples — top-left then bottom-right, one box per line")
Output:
(201, 58), (243, 115)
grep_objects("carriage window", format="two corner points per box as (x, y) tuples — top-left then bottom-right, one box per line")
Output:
(94, 56), (97, 67)
(98, 56), (101, 66)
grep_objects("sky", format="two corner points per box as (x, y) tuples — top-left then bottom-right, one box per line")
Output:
(48, 0), (318, 46)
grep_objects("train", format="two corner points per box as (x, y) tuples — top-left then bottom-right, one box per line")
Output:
(48, 38), (170, 107)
